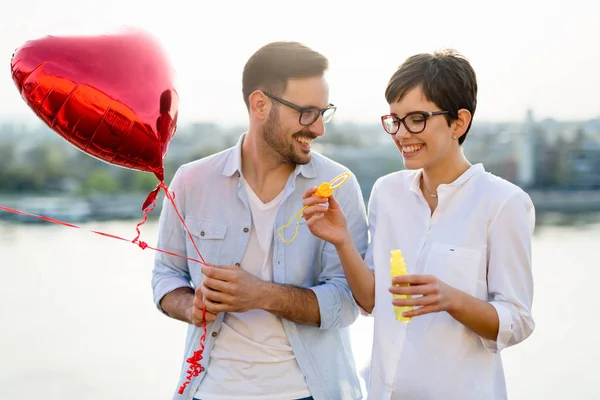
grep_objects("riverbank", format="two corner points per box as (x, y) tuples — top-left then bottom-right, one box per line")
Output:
(0, 193), (162, 223)
(528, 189), (600, 212)
(0, 189), (599, 224)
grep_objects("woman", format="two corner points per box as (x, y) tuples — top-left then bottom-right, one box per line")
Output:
(302, 49), (535, 400)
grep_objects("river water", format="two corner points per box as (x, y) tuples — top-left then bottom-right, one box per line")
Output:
(0, 215), (597, 399)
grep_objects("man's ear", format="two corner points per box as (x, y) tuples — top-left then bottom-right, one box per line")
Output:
(249, 90), (270, 121)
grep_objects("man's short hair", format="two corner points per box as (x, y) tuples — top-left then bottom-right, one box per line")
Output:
(242, 41), (328, 109)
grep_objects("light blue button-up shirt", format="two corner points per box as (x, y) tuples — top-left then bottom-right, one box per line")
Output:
(152, 133), (369, 400)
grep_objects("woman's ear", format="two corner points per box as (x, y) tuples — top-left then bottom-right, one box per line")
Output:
(452, 109), (472, 141)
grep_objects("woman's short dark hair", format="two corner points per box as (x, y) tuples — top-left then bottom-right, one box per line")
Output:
(385, 49), (478, 145)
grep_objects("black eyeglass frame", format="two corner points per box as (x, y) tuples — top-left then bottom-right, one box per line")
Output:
(381, 110), (450, 134)
(263, 91), (337, 126)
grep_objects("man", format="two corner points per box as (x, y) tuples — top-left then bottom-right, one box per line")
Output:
(152, 41), (368, 400)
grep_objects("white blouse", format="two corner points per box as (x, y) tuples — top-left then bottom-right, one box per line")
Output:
(364, 164), (535, 400)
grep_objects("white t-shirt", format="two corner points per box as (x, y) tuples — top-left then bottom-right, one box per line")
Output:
(195, 177), (311, 400)
(365, 164), (535, 400)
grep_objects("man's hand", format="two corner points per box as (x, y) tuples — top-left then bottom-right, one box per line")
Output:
(158, 286), (217, 326)
(189, 286), (218, 326)
(201, 264), (266, 314)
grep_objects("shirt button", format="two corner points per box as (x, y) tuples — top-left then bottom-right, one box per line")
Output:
(200, 231), (205, 236)
(243, 227), (249, 233)
(211, 332), (217, 337)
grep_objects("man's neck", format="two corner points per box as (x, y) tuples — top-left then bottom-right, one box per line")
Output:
(241, 131), (296, 203)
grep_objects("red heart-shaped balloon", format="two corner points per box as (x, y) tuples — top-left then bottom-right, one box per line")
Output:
(10, 28), (178, 182)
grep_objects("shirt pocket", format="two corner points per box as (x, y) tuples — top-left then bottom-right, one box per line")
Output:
(424, 242), (482, 296)
(184, 217), (228, 265)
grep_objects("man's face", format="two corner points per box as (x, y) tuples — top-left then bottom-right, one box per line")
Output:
(261, 76), (331, 165)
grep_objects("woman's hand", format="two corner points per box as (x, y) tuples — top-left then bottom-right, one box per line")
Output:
(389, 274), (458, 318)
(302, 187), (350, 247)
(390, 274), (502, 341)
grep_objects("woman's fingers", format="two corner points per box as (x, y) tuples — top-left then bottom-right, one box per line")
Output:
(303, 204), (329, 219)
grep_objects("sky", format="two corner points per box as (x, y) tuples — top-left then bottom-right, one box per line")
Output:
(1, 0), (599, 127)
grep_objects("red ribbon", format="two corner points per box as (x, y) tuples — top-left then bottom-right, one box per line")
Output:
(0, 182), (209, 393)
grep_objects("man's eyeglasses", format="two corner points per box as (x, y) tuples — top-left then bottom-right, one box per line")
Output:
(381, 111), (449, 134)
(263, 91), (337, 126)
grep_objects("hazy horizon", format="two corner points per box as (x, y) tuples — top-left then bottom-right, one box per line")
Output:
(1, 109), (598, 130)
(1, 0), (599, 127)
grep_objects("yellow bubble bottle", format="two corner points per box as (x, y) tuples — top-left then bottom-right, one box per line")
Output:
(390, 249), (412, 322)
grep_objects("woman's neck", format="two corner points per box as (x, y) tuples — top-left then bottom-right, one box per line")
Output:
(421, 149), (472, 196)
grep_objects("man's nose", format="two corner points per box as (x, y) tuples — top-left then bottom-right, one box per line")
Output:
(310, 114), (326, 136)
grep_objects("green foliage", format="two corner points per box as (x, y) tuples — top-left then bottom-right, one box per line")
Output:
(0, 121), (598, 196)
(78, 168), (121, 195)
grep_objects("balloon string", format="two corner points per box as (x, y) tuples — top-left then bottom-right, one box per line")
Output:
(131, 182), (210, 394)
(0, 183), (210, 393)
(131, 195), (157, 246)
(154, 181), (208, 393)
(160, 182), (206, 266)
(0, 193), (204, 264)
(177, 306), (207, 394)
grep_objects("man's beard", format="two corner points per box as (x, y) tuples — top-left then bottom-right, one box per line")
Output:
(262, 107), (315, 165)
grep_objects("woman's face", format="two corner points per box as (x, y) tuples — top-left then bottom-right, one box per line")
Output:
(385, 86), (460, 171)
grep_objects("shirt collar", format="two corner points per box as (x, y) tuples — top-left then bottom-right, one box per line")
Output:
(222, 132), (317, 179)
(409, 163), (485, 194)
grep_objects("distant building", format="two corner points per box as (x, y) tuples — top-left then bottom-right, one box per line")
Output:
(569, 137), (600, 189)
(515, 109), (536, 188)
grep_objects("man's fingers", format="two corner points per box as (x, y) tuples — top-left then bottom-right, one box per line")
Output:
(192, 307), (218, 325)
(202, 265), (236, 280)
(193, 287), (205, 308)
(202, 282), (233, 303)
(204, 289), (231, 304)
(203, 276), (231, 293)
(190, 286), (219, 325)
(204, 312), (218, 323)
(204, 299), (230, 314)
(212, 264), (239, 270)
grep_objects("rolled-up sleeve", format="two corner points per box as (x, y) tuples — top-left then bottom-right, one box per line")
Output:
(151, 165), (193, 313)
(311, 173), (369, 330)
(481, 190), (536, 353)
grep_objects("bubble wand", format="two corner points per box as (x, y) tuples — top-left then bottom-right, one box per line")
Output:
(277, 172), (350, 243)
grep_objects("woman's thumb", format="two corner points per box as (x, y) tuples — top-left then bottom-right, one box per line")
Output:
(328, 193), (341, 210)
